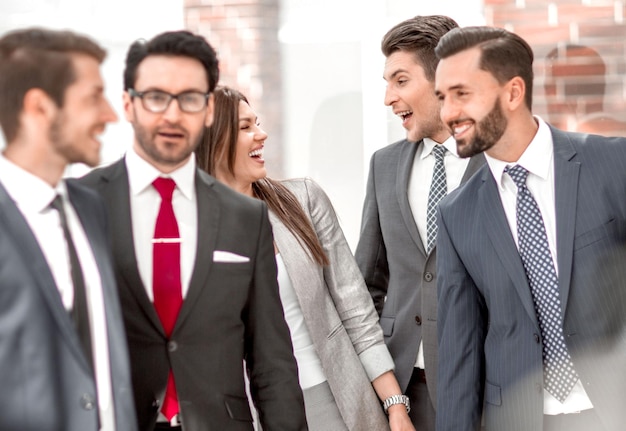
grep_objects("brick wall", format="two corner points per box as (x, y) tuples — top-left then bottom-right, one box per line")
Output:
(184, 0), (285, 175)
(485, 0), (626, 136)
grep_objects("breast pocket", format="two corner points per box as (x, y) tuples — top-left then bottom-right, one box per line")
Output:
(574, 218), (616, 251)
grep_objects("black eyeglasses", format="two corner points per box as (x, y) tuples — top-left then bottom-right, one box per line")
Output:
(128, 89), (210, 113)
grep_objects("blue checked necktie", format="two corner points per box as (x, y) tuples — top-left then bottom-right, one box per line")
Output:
(426, 144), (447, 254)
(505, 164), (578, 402)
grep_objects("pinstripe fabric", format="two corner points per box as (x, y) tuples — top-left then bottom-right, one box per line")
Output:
(436, 127), (626, 431)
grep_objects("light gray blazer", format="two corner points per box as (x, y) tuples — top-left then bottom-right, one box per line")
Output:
(270, 178), (393, 431)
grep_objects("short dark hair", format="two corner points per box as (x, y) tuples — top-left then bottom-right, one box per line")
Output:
(123, 30), (219, 93)
(435, 26), (535, 109)
(0, 27), (106, 142)
(381, 15), (459, 81)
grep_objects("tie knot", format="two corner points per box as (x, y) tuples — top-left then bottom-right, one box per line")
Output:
(49, 194), (64, 212)
(432, 144), (447, 161)
(505, 164), (529, 188)
(153, 177), (177, 201)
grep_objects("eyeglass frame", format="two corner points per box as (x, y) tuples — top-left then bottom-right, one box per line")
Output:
(128, 88), (211, 113)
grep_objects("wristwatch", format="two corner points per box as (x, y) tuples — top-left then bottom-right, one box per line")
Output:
(382, 394), (410, 414)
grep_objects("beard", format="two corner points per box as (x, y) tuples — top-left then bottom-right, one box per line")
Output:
(49, 112), (100, 167)
(132, 121), (200, 168)
(455, 99), (508, 159)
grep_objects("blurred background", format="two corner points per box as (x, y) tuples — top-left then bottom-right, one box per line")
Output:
(1, 0), (625, 249)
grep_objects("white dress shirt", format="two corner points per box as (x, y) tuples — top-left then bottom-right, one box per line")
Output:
(0, 154), (115, 430)
(485, 116), (593, 415)
(125, 147), (198, 300)
(408, 136), (470, 368)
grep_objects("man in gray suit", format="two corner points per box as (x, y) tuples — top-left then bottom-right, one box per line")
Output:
(80, 30), (306, 430)
(0, 28), (136, 430)
(435, 26), (626, 431)
(355, 15), (484, 430)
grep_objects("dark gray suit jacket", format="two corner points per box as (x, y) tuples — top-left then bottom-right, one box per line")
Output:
(436, 127), (626, 431)
(79, 159), (306, 431)
(355, 138), (484, 404)
(0, 180), (137, 431)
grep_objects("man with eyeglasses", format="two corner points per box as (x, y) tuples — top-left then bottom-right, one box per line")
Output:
(79, 30), (307, 431)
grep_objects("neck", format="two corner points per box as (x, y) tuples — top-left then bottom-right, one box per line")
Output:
(3, 142), (65, 187)
(486, 114), (539, 163)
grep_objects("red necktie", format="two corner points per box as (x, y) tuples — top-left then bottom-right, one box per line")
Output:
(152, 177), (183, 420)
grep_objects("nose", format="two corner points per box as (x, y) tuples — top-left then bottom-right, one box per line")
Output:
(384, 85), (397, 107)
(439, 97), (457, 127)
(255, 126), (268, 142)
(102, 99), (118, 123)
(161, 98), (183, 121)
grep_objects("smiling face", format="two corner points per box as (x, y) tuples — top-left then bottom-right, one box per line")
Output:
(383, 50), (449, 143)
(124, 55), (214, 173)
(50, 53), (117, 167)
(214, 100), (267, 196)
(435, 47), (509, 158)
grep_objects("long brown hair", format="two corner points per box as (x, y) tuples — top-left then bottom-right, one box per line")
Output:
(197, 86), (329, 266)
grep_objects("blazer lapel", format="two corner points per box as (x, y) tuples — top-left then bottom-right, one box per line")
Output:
(396, 140), (427, 256)
(0, 182), (89, 369)
(480, 170), (539, 325)
(550, 127), (579, 317)
(174, 170), (218, 330)
(100, 160), (164, 333)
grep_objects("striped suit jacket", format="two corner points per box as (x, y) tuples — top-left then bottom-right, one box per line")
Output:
(436, 126), (626, 431)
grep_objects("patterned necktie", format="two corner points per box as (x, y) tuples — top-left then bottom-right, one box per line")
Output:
(152, 177), (183, 420)
(505, 164), (578, 402)
(426, 144), (448, 253)
(50, 194), (94, 371)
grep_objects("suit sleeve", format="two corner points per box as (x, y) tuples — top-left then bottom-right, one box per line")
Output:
(436, 205), (486, 431)
(303, 178), (394, 381)
(243, 202), (307, 430)
(355, 153), (389, 315)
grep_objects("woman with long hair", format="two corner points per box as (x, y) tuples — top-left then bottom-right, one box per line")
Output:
(196, 86), (414, 431)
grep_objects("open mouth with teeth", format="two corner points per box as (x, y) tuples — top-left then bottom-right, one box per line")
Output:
(397, 110), (413, 127)
(249, 147), (264, 160)
(451, 121), (473, 139)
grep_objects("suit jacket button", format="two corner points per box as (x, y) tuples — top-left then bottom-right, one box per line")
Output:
(152, 399), (160, 408)
(168, 341), (178, 352)
(80, 394), (96, 410)
(415, 315), (422, 325)
(424, 272), (433, 282)
(534, 334), (540, 343)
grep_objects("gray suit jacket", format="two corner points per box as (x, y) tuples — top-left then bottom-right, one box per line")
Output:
(355, 138), (484, 404)
(436, 127), (626, 431)
(272, 178), (392, 430)
(79, 159), (306, 431)
(0, 180), (136, 431)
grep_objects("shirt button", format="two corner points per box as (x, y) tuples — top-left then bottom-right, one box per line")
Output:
(80, 393), (96, 410)
(424, 272), (433, 282)
(534, 334), (540, 343)
(168, 341), (178, 352)
(415, 315), (422, 325)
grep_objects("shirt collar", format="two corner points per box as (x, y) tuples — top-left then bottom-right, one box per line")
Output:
(486, 116), (553, 189)
(125, 146), (196, 200)
(0, 153), (60, 213)
(420, 136), (461, 160)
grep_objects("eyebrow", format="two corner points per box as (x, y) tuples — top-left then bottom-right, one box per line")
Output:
(238, 116), (257, 122)
(383, 68), (408, 81)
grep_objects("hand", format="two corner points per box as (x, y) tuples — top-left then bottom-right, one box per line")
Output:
(387, 404), (416, 431)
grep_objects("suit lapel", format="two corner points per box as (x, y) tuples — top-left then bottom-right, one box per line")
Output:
(174, 170), (218, 330)
(480, 170), (539, 325)
(100, 160), (164, 333)
(550, 127), (579, 317)
(396, 140), (427, 256)
(462, 153), (486, 182)
(0, 181), (89, 369)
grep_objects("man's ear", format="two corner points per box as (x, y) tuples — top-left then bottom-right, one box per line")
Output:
(122, 90), (135, 122)
(204, 93), (215, 128)
(506, 76), (526, 110)
(22, 88), (57, 123)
